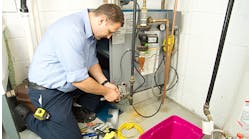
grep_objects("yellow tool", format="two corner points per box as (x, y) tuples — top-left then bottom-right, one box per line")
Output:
(117, 122), (144, 139)
(103, 131), (116, 139)
(33, 107), (50, 120)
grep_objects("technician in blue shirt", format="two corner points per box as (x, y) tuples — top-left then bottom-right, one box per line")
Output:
(26, 4), (124, 139)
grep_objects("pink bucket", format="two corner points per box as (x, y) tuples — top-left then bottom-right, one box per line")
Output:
(139, 115), (204, 139)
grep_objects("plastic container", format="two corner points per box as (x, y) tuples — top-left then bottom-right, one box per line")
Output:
(139, 115), (204, 139)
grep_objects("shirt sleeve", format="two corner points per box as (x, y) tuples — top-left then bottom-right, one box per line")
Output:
(53, 29), (89, 83)
(87, 41), (99, 68)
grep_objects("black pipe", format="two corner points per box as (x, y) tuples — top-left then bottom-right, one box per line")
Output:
(129, 0), (137, 104)
(205, 0), (234, 106)
(20, 0), (29, 13)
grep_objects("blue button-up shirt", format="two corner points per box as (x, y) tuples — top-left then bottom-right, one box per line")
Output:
(28, 9), (98, 92)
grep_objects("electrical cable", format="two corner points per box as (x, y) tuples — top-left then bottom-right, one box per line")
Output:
(132, 98), (163, 118)
(132, 57), (162, 118)
(154, 54), (165, 89)
(131, 40), (179, 118)
(133, 61), (145, 92)
(167, 27), (180, 90)
(157, 28), (180, 93)
(150, 51), (163, 97)
(166, 66), (179, 91)
(152, 54), (179, 96)
(118, 49), (131, 84)
(130, 57), (178, 118)
(132, 56), (163, 118)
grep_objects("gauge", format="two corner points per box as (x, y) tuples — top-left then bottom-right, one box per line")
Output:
(158, 24), (166, 31)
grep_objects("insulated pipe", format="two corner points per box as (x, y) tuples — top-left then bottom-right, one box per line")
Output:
(128, 0), (137, 105)
(203, 0), (234, 121)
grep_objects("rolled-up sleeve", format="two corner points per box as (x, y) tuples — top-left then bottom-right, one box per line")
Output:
(54, 29), (90, 83)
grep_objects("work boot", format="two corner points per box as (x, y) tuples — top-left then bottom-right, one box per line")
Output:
(14, 103), (31, 131)
(72, 106), (96, 123)
(15, 103), (31, 121)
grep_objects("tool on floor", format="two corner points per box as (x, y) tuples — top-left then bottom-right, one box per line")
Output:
(117, 122), (144, 139)
(103, 128), (117, 139)
(81, 132), (97, 137)
(33, 95), (50, 120)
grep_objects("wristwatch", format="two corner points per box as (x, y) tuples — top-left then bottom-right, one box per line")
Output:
(101, 80), (109, 86)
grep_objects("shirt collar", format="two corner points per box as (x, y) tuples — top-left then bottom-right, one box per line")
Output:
(82, 9), (94, 39)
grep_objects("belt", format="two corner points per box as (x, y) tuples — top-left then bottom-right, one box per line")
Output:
(28, 82), (48, 90)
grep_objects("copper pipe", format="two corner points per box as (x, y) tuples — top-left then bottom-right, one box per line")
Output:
(103, 0), (108, 4)
(161, 0), (165, 9)
(143, 0), (147, 8)
(148, 18), (170, 104)
(171, 0), (178, 35)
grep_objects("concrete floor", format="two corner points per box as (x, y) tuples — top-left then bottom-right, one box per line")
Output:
(3, 88), (211, 139)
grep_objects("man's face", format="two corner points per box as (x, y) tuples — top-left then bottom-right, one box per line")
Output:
(94, 17), (121, 40)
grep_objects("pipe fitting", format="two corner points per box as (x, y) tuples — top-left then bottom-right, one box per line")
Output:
(20, 0), (29, 13)
(203, 103), (213, 121)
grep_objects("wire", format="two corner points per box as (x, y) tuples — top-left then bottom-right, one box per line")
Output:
(152, 53), (179, 91)
(118, 49), (131, 84)
(131, 49), (178, 118)
(132, 57), (162, 118)
(133, 62), (145, 92)
(132, 98), (163, 118)
(131, 64), (178, 118)
(151, 55), (164, 97)
(154, 54), (165, 89)
(167, 66), (179, 91)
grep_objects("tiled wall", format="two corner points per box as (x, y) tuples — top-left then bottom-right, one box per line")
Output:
(2, 0), (249, 137)
(170, 0), (249, 136)
(3, 6), (30, 84)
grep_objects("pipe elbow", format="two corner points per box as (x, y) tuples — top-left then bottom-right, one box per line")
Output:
(20, 0), (29, 13)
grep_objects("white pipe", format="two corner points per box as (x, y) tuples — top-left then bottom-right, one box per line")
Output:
(20, 12), (35, 63)
(19, 0), (42, 62)
(31, 0), (42, 44)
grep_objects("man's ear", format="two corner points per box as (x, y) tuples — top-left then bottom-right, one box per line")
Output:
(98, 15), (106, 25)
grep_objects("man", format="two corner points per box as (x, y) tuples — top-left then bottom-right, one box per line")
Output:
(26, 4), (124, 139)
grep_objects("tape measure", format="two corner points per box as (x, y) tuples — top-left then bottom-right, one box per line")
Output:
(33, 107), (50, 120)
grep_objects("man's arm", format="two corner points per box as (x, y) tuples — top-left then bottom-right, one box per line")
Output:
(89, 63), (119, 92)
(72, 77), (107, 95)
(72, 77), (119, 102)
(88, 63), (107, 84)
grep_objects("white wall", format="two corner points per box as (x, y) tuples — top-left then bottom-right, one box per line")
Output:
(2, 0), (249, 137)
(165, 0), (249, 137)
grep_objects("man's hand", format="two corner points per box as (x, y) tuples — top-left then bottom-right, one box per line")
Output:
(104, 82), (119, 92)
(103, 82), (120, 102)
(103, 87), (120, 102)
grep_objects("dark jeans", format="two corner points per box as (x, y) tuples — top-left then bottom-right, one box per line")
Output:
(25, 88), (101, 139)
